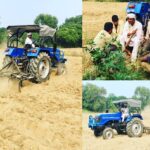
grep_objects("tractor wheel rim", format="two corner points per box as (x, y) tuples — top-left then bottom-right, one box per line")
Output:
(106, 131), (113, 139)
(39, 59), (50, 79)
(132, 123), (142, 135)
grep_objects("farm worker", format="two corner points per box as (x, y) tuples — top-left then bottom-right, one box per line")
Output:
(112, 15), (124, 39)
(140, 21), (150, 63)
(120, 13), (143, 62)
(121, 103), (129, 122)
(25, 32), (35, 48)
(143, 20), (150, 52)
(93, 22), (113, 50)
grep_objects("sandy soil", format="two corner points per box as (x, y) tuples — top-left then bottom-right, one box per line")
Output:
(82, 107), (150, 150)
(0, 48), (82, 150)
(83, 2), (127, 45)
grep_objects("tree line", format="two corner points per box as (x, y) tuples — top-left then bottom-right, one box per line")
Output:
(83, 83), (150, 112)
(0, 14), (82, 48)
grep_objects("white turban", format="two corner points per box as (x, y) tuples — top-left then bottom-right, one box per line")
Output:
(127, 13), (136, 19)
(27, 32), (32, 36)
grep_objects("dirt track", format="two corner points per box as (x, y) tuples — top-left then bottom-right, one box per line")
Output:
(83, 108), (150, 150)
(0, 48), (82, 150)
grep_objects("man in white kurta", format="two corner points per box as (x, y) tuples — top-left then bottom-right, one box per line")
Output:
(25, 32), (35, 48)
(120, 13), (143, 62)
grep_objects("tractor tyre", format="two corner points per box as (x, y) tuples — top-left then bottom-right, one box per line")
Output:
(126, 118), (143, 137)
(56, 63), (66, 75)
(94, 129), (101, 137)
(30, 52), (51, 83)
(103, 127), (114, 140)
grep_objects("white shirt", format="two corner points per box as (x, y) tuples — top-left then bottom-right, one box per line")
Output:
(146, 20), (150, 39)
(25, 37), (35, 48)
(121, 107), (129, 115)
(122, 20), (143, 43)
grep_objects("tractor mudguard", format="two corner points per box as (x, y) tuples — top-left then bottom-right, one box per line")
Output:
(126, 114), (143, 123)
(27, 47), (66, 63)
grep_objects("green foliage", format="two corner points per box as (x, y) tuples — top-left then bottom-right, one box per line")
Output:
(84, 39), (144, 80)
(34, 14), (58, 28)
(83, 83), (150, 113)
(83, 83), (107, 112)
(133, 87), (150, 110)
(0, 28), (7, 44)
(57, 15), (82, 48)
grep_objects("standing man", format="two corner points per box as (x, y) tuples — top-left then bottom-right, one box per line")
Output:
(25, 32), (35, 48)
(94, 22), (113, 50)
(112, 15), (124, 38)
(120, 13), (143, 62)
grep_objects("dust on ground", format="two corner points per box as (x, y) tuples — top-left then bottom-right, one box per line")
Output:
(0, 48), (82, 150)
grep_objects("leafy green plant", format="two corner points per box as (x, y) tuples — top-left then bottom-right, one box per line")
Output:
(84, 39), (144, 80)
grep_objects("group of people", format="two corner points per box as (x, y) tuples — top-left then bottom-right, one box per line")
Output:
(94, 13), (150, 63)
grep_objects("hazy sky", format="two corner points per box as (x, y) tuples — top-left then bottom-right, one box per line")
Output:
(0, 0), (82, 27)
(83, 81), (150, 98)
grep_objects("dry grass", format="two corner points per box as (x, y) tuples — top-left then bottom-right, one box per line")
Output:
(83, 2), (127, 46)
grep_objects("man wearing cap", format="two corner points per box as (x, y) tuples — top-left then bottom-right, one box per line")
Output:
(25, 32), (35, 48)
(120, 13), (143, 62)
(94, 22), (113, 50)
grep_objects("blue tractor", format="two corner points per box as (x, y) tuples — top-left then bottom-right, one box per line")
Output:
(0, 25), (66, 90)
(126, 1), (150, 33)
(88, 99), (144, 139)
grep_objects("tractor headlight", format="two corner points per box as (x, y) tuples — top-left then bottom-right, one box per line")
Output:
(95, 116), (100, 122)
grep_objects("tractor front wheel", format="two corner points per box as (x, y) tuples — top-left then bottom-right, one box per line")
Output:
(30, 52), (51, 83)
(103, 127), (114, 140)
(126, 118), (143, 137)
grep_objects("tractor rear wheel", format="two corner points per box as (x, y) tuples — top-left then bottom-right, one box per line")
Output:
(103, 127), (114, 139)
(126, 118), (143, 137)
(30, 52), (51, 83)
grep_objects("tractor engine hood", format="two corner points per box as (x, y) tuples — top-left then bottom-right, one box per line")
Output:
(99, 112), (122, 120)
(88, 112), (122, 129)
